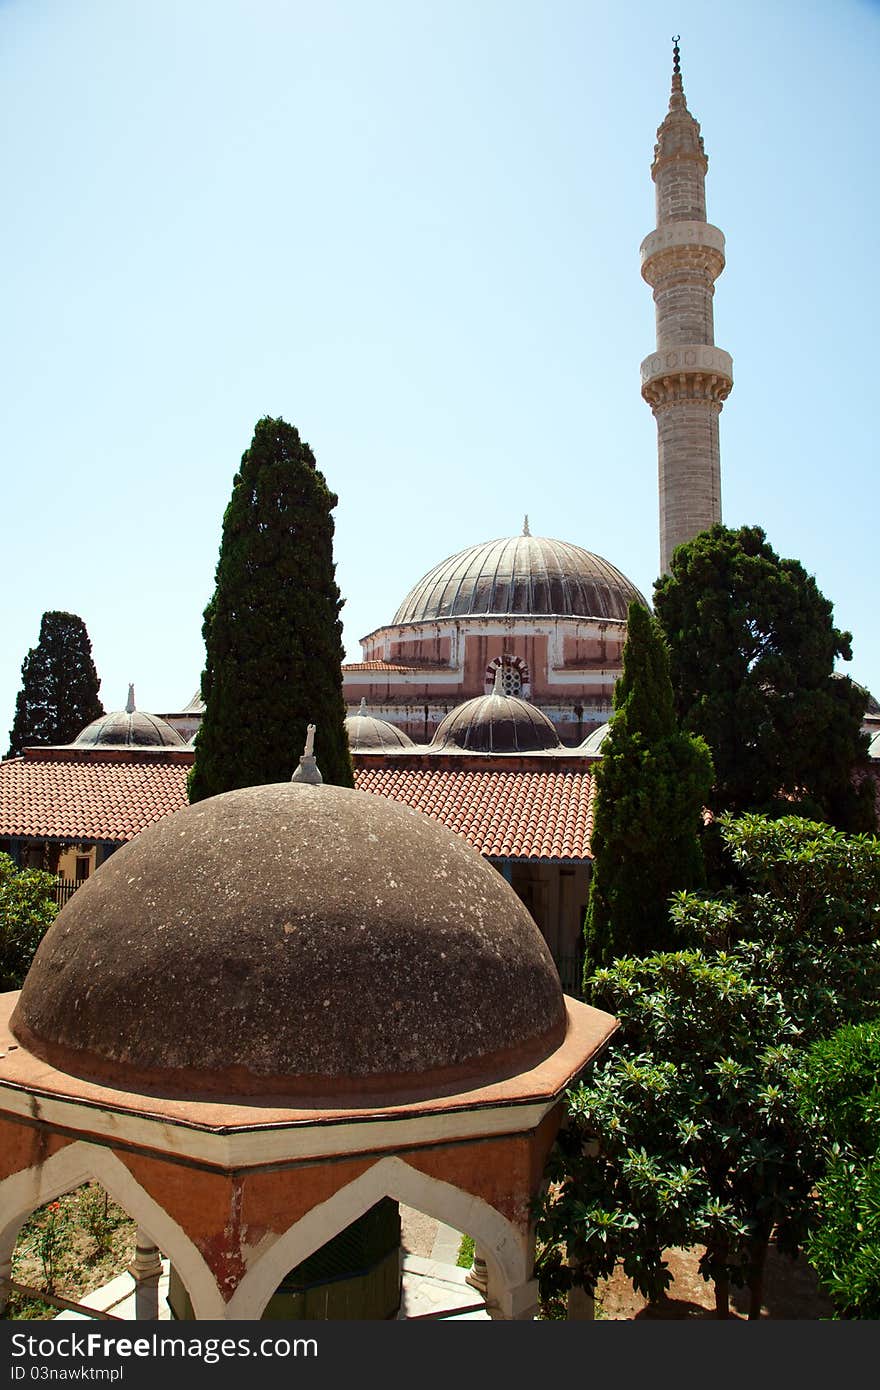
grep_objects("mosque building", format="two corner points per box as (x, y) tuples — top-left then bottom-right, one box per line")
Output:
(0, 44), (877, 1326)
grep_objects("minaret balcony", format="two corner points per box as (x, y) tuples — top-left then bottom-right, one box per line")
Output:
(640, 345), (733, 405)
(641, 222), (726, 285)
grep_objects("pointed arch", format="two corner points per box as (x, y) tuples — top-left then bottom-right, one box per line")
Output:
(226, 1155), (529, 1321)
(0, 1141), (224, 1319)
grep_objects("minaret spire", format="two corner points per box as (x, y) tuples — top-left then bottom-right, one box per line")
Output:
(640, 38), (734, 573)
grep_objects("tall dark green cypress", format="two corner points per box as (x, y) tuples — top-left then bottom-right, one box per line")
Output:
(7, 612), (104, 756)
(584, 602), (714, 976)
(189, 416), (353, 801)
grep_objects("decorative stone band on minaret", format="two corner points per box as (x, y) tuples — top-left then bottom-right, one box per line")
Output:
(642, 38), (733, 573)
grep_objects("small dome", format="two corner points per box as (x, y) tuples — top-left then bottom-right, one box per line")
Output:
(12, 782), (565, 1099)
(73, 686), (184, 748)
(346, 700), (414, 752)
(578, 723), (611, 756)
(393, 533), (647, 625)
(431, 683), (561, 753)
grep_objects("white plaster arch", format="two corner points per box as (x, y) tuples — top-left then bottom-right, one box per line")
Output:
(0, 1141), (225, 1320)
(226, 1154), (530, 1321)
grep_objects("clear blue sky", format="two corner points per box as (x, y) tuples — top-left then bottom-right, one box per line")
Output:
(1, 0), (877, 735)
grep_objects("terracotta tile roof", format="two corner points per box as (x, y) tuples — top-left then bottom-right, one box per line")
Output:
(343, 661), (418, 673)
(0, 755), (596, 863)
(0, 757), (189, 844)
(354, 766), (595, 862)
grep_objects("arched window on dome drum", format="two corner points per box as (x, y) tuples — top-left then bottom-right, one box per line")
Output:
(486, 656), (530, 699)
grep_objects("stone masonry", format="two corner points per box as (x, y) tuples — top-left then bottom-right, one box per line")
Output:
(641, 40), (733, 574)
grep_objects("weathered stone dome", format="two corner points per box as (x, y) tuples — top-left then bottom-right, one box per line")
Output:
(431, 690), (561, 753)
(346, 700), (414, 753)
(12, 783), (565, 1100)
(74, 710), (184, 748)
(393, 533), (647, 624)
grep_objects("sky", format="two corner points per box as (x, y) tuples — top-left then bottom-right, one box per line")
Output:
(1, 0), (877, 738)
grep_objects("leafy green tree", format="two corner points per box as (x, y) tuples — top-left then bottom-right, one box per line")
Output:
(189, 416), (353, 801)
(0, 853), (59, 990)
(653, 524), (875, 833)
(536, 951), (817, 1319)
(583, 602), (714, 972)
(675, 813), (880, 1044)
(540, 814), (880, 1319)
(798, 1020), (880, 1318)
(7, 612), (104, 756)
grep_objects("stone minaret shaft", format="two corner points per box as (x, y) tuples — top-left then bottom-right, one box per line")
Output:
(641, 41), (733, 573)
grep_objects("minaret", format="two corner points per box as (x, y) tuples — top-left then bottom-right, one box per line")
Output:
(641, 38), (733, 573)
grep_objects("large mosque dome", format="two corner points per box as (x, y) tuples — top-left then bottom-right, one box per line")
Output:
(12, 782), (566, 1100)
(392, 533), (647, 625)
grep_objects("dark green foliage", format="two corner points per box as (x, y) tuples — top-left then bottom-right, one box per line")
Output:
(674, 813), (880, 1044)
(539, 814), (880, 1318)
(7, 612), (104, 756)
(0, 852), (58, 990)
(798, 1020), (880, 1318)
(189, 417), (353, 800)
(536, 951), (817, 1318)
(583, 603), (714, 973)
(653, 524), (875, 833)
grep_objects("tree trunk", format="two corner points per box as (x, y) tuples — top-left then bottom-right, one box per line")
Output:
(714, 1269), (730, 1319)
(709, 1237), (730, 1319)
(747, 1231), (770, 1320)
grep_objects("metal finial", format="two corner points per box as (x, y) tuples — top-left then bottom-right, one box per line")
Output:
(523, 514), (530, 536)
(125, 684), (136, 714)
(358, 697), (368, 714)
(672, 35), (681, 74)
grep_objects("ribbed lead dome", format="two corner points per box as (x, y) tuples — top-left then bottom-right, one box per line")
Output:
(431, 690), (561, 753)
(74, 710), (184, 748)
(393, 534), (647, 624)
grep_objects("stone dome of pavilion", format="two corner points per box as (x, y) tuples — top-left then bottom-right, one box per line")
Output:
(11, 782), (565, 1100)
(392, 529), (647, 625)
(431, 682), (561, 754)
(346, 699), (414, 753)
(73, 686), (184, 749)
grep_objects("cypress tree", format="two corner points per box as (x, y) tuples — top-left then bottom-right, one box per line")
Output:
(584, 602), (714, 974)
(7, 612), (104, 756)
(189, 416), (353, 801)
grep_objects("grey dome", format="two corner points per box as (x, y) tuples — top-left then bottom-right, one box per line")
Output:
(12, 782), (565, 1100)
(578, 723), (611, 756)
(431, 690), (561, 753)
(393, 534), (647, 624)
(74, 710), (184, 749)
(346, 701), (414, 753)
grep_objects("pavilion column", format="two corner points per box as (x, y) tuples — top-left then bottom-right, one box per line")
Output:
(128, 1230), (164, 1320)
(483, 1224), (539, 1321)
(465, 1244), (488, 1297)
(0, 1252), (11, 1316)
